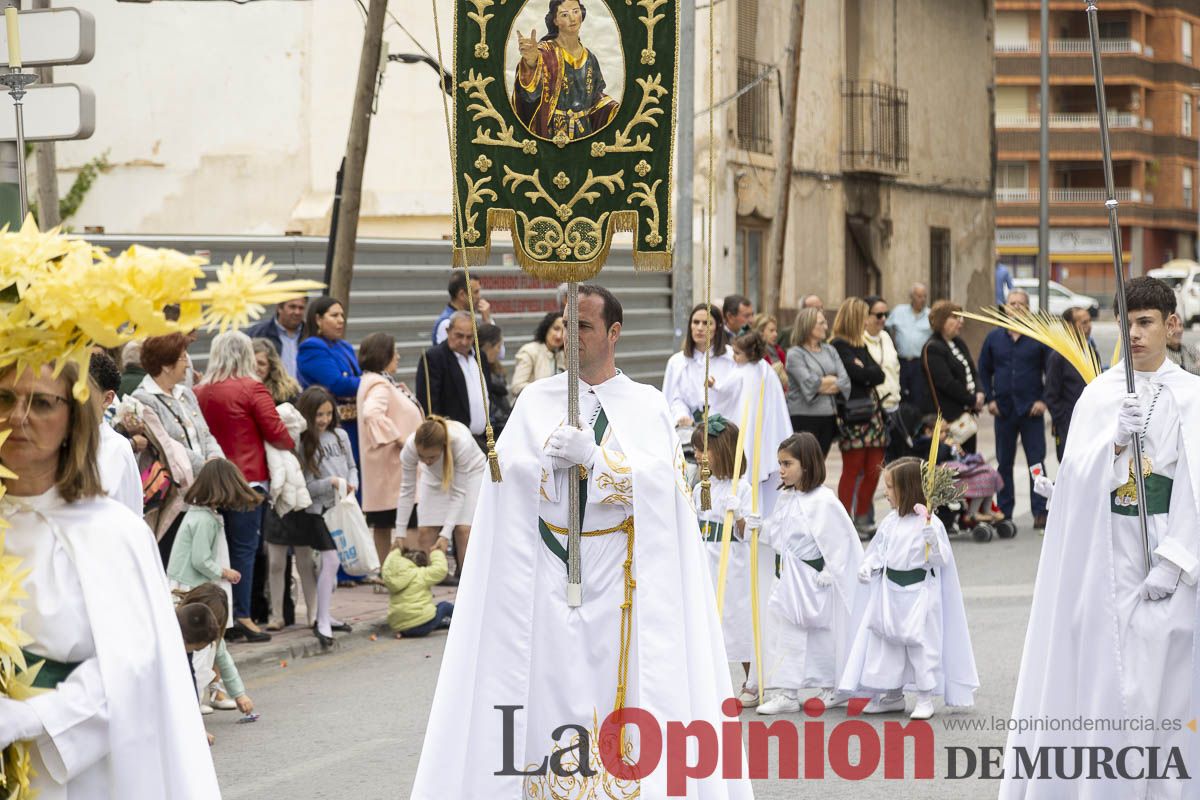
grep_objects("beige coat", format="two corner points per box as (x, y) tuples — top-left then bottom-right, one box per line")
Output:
(356, 372), (425, 513)
(511, 340), (565, 397)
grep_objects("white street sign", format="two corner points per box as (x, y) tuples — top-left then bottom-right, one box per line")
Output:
(0, 8), (95, 68)
(0, 84), (94, 141)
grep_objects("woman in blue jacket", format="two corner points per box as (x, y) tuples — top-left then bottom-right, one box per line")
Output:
(297, 296), (362, 468)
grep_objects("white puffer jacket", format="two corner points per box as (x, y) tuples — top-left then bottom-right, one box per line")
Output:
(266, 403), (312, 515)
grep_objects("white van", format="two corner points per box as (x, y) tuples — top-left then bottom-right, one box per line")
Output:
(1148, 259), (1200, 328)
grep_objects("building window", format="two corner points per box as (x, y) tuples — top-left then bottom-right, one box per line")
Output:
(1186, 96), (1194, 137)
(1184, 21), (1193, 61)
(930, 227), (952, 302)
(1184, 167), (1194, 209)
(735, 220), (766, 308)
(997, 162), (1029, 189)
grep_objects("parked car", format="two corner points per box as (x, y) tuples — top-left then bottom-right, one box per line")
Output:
(1148, 260), (1200, 328)
(1010, 278), (1100, 319)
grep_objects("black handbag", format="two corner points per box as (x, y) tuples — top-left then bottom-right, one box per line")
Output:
(838, 394), (878, 425)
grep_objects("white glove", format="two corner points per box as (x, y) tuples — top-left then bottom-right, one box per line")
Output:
(0, 698), (43, 749)
(743, 513), (762, 531)
(857, 563), (875, 584)
(1114, 393), (1143, 448)
(722, 495), (741, 515)
(545, 425), (597, 470)
(922, 525), (938, 545)
(1032, 474), (1055, 501)
(1139, 560), (1182, 601)
(815, 569), (834, 588)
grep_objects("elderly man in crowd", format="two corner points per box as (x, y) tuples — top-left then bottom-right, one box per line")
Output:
(1045, 305), (1101, 462)
(415, 310), (500, 450)
(977, 289), (1050, 529)
(245, 297), (307, 378)
(886, 282), (931, 404)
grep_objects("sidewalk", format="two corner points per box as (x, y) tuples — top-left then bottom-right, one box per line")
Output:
(227, 575), (458, 672)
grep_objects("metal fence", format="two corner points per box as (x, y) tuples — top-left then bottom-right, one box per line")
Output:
(841, 80), (909, 175)
(83, 235), (675, 389)
(736, 57), (774, 154)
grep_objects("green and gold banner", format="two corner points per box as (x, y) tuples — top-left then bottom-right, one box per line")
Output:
(453, 0), (677, 280)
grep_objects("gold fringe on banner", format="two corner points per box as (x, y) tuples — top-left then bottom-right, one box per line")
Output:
(453, 208), (672, 280)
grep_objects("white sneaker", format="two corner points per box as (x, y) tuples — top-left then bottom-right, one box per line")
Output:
(756, 693), (801, 715)
(815, 688), (849, 709)
(862, 694), (906, 714)
(736, 685), (760, 708)
(199, 704), (215, 716)
(910, 696), (936, 720)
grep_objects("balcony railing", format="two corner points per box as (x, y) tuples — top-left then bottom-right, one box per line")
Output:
(996, 187), (1152, 203)
(841, 80), (909, 175)
(995, 112), (1148, 130)
(995, 38), (1151, 56)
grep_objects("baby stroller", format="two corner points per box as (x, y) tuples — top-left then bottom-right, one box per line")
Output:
(944, 453), (1015, 542)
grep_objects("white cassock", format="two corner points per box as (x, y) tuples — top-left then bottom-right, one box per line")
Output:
(412, 371), (752, 799)
(97, 424), (142, 517)
(729, 359), (792, 517)
(1, 489), (220, 799)
(694, 477), (775, 666)
(662, 347), (740, 424)
(758, 486), (863, 691)
(1001, 360), (1200, 800)
(838, 511), (977, 706)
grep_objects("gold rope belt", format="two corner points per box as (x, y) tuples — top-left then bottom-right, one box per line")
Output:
(539, 516), (636, 725)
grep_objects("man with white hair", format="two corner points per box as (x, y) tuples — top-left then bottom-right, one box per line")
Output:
(886, 283), (931, 403)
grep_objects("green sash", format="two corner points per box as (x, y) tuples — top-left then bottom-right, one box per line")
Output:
(19, 648), (80, 689)
(539, 409), (610, 565)
(802, 556), (826, 573)
(1111, 472), (1173, 517)
(886, 566), (932, 587)
(699, 519), (726, 542)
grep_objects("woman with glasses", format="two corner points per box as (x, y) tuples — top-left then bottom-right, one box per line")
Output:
(0, 361), (220, 797)
(863, 295), (904, 460)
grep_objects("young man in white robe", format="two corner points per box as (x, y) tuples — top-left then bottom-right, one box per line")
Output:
(412, 285), (752, 799)
(1001, 277), (1200, 800)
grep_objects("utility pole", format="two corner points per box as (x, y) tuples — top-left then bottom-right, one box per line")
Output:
(672, 0), (694, 345)
(1037, 0), (1049, 311)
(330, 0), (387, 309)
(33, 1), (58, 228)
(765, 0), (804, 317)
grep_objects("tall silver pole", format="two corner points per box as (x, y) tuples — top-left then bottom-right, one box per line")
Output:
(565, 282), (583, 607)
(1038, 0), (1050, 311)
(672, 0), (695, 347)
(0, 69), (36, 222)
(1085, 0), (1151, 575)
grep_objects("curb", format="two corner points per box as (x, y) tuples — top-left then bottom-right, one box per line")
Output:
(229, 612), (392, 674)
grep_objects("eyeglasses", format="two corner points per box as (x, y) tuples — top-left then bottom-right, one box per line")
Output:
(872, 312), (888, 320)
(0, 389), (70, 419)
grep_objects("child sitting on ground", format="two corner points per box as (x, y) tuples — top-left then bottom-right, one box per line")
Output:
(382, 537), (455, 638)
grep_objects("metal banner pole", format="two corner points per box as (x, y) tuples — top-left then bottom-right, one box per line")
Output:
(566, 281), (582, 607)
(0, 68), (36, 221)
(1085, 0), (1151, 574)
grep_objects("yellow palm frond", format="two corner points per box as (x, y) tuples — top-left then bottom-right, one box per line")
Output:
(957, 306), (1101, 384)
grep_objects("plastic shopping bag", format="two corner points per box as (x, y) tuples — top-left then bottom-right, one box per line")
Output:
(323, 493), (380, 576)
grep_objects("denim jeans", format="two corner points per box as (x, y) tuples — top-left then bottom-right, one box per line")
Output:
(223, 487), (267, 619)
(399, 601), (454, 638)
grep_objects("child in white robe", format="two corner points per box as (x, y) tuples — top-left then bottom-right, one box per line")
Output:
(730, 331), (792, 517)
(753, 432), (864, 715)
(838, 457), (978, 720)
(692, 418), (763, 706)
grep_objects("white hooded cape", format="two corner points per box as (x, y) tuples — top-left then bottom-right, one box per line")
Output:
(759, 486), (864, 688)
(838, 511), (978, 706)
(411, 372), (751, 799)
(732, 360), (792, 516)
(3, 490), (220, 798)
(1000, 362), (1200, 800)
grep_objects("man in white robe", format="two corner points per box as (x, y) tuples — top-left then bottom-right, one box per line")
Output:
(1002, 277), (1200, 800)
(412, 285), (752, 799)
